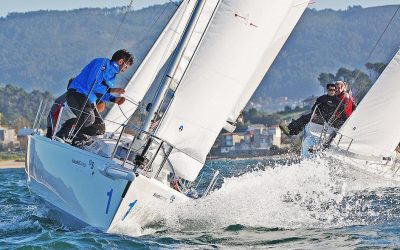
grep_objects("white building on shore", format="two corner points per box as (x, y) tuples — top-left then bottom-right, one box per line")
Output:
(219, 124), (282, 153)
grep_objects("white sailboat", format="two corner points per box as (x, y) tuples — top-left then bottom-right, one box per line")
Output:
(330, 48), (400, 180)
(301, 48), (400, 180)
(301, 119), (336, 157)
(25, 0), (309, 234)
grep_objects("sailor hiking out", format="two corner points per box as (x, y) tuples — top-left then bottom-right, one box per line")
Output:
(280, 83), (347, 136)
(56, 49), (133, 145)
(46, 92), (106, 139)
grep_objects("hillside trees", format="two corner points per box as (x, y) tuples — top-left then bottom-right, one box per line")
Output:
(0, 85), (54, 128)
(0, 5), (400, 99)
(365, 62), (388, 80)
(316, 62), (387, 102)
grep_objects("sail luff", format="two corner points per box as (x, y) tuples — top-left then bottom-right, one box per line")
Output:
(104, 0), (196, 133)
(154, 0), (308, 181)
(334, 48), (400, 157)
(141, 0), (209, 135)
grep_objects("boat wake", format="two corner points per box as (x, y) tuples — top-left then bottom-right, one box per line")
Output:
(118, 156), (400, 236)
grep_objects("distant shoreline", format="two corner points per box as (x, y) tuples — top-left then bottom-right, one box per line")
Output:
(0, 160), (24, 169)
(0, 154), (300, 169)
(210, 153), (300, 162)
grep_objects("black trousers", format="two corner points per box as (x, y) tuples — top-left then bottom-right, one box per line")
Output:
(287, 113), (312, 135)
(288, 113), (344, 136)
(57, 91), (105, 140)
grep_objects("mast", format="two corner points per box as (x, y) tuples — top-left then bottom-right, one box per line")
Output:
(153, 0), (309, 181)
(104, 0), (197, 133)
(140, 0), (207, 136)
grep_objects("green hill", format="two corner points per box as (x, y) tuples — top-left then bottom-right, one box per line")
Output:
(260, 5), (400, 98)
(0, 4), (399, 99)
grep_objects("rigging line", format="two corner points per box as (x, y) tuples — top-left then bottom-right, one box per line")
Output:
(108, 105), (143, 134)
(107, 1), (183, 128)
(105, 96), (143, 134)
(141, 1), (198, 122)
(65, 104), (125, 130)
(131, 1), (177, 48)
(68, 0), (134, 142)
(113, 0), (178, 82)
(168, 0), (179, 7)
(152, 0), (222, 135)
(102, 96), (140, 129)
(366, 5), (400, 64)
(351, 5), (400, 91)
(148, 1), (192, 107)
(327, 98), (345, 125)
(118, 104), (131, 121)
(145, 1), (195, 107)
(123, 96), (140, 106)
(113, 96), (140, 128)
(68, 1), (135, 141)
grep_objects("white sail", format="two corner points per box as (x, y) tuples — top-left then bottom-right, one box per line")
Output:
(169, 0), (221, 90)
(104, 0), (197, 133)
(334, 49), (400, 158)
(155, 0), (308, 181)
(227, 0), (309, 125)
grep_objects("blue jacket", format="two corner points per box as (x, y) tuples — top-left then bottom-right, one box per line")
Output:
(68, 58), (119, 104)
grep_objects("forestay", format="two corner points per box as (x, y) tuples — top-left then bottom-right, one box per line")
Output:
(104, 0), (197, 133)
(155, 0), (308, 181)
(334, 49), (400, 158)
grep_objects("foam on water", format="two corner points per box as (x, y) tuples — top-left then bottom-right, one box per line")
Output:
(2, 163), (400, 247)
(122, 155), (400, 236)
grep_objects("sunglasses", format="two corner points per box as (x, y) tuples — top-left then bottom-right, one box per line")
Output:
(328, 89), (336, 91)
(120, 59), (133, 69)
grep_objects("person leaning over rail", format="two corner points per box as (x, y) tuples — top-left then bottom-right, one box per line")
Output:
(46, 93), (106, 139)
(46, 78), (74, 138)
(279, 83), (346, 136)
(56, 49), (133, 145)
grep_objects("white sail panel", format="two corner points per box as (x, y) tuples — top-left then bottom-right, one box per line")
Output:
(163, 148), (204, 182)
(156, 0), (306, 181)
(334, 49), (400, 157)
(227, 0), (309, 124)
(104, 0), (196, 133)
(170, 0), (220, 90)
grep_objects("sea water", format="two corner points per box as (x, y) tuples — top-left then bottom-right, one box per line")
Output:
(1, 156), (400, 249)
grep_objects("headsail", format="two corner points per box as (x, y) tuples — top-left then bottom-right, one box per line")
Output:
(226, 0), (309, 129)
(154, 0), (309, 181)
(104, 0), (197, 133)
(334, 49), (400, 158)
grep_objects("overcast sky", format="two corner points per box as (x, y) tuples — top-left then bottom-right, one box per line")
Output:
(0, 0), (399, 18)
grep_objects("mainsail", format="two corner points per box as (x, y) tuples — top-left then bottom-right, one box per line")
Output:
(154, 0), (309, 181)
(104, 0), (197, 133)
(334, 49), (400, 158)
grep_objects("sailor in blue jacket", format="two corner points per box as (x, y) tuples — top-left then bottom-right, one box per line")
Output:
(57, 49), (133, 145)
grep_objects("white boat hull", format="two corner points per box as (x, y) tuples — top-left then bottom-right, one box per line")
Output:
(25, 134), (188, 233)
(329, 148), (400, 183)
(301, 122), (335, 157)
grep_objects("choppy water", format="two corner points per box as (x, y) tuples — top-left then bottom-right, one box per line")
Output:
(2, 156), (400, 249)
